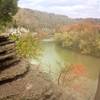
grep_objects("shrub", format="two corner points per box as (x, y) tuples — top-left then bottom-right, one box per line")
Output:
(9, 33), (41, 59)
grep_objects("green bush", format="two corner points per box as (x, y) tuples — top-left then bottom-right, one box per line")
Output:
(55, 31), (100, 57)
(9, 33), (41, 59)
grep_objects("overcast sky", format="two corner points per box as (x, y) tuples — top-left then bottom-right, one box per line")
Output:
(18, 0), (100, 18)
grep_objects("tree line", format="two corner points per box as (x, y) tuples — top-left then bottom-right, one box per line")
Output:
(55, 20), (100, 57)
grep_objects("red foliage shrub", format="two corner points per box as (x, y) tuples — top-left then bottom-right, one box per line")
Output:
(71, 64), (87, 76)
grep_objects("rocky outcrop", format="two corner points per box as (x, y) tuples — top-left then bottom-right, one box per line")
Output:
(0, 35), (19, 68)
(0, 35), (30, 99)
(0, 35), (78, 100)
(0, 60), (29, 84)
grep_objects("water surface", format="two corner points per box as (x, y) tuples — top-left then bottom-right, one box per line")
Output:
(31, 41), (100, 81)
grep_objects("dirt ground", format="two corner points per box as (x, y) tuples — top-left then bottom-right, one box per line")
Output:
(0, 64), (76, 100)
(0, 63), (98, 100)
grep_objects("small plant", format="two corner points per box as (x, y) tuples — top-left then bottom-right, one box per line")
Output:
(9, 33), (41, 59)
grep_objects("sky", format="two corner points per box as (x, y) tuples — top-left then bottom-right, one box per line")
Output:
(18, 0), (100, 18)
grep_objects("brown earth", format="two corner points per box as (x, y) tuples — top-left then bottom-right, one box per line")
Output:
(0, 64), (78, 100)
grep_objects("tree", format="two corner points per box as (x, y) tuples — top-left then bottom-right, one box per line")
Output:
(55, 21), (100, 57)
(0, 0), (18, 26)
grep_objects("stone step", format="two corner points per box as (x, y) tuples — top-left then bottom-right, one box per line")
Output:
(0, 48), (16, 57)
(0, 35), (8, 38)
(0, 40), (15, 46)
(0, 57), (20, 69)
(2, 48), (16, 55)
(0, 60), (29, 83)
(0, 42), (16, 54)
(0, 36), (9, 42)
(0, 52), (16, 61)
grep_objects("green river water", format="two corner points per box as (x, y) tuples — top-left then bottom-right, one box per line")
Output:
(31, 41), (100, 81)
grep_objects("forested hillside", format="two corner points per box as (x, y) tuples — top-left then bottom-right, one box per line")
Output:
(14, 8), (100, 35)
(55, 21), (100, 57)
(14, 8), (76, 34)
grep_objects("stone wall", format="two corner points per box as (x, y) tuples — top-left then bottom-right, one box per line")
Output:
(0, 35), (30, 99)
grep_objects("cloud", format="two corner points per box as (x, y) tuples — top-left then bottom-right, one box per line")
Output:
(38, 0), (86, 7)
(18, 0), (100, 18)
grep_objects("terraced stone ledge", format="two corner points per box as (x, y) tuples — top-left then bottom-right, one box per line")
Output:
(0, 60), (30, 84)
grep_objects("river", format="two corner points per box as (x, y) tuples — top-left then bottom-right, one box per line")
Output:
(31, 41), (100, 81)
(30, 41), (100, 99)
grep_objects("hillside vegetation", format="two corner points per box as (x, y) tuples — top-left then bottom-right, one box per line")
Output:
(10, 8), (100, 58)
(55, 21), (100, 57)
(13, 8), (100, 35)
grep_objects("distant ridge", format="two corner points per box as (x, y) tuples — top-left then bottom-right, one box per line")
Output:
(14, 8), (75, 33)
(14, 8), (100, 34)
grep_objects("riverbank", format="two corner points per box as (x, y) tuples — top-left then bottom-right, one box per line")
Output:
(56, 42), (100, 59)
(32, 41), (100, 80)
